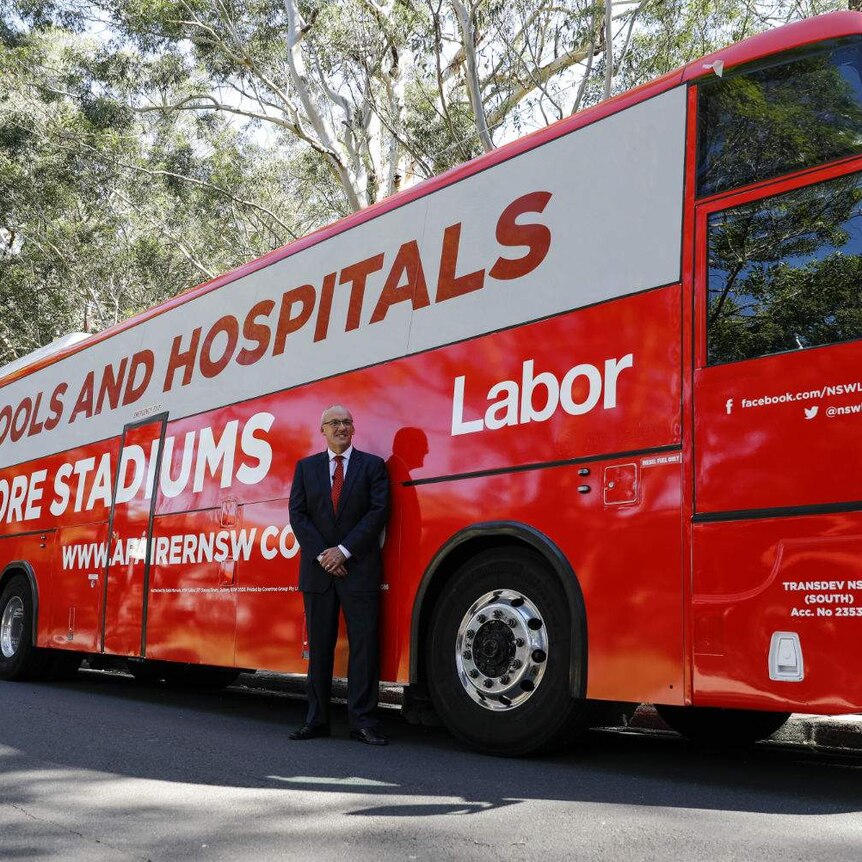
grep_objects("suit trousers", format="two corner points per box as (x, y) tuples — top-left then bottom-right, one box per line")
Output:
(303, 579), (380, 730)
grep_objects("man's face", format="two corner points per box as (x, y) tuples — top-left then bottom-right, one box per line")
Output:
(321, 406), (355, 454)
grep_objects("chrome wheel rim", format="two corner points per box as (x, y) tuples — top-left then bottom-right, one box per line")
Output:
(0, 596), (24, 659)
(455, 589), (548, 711)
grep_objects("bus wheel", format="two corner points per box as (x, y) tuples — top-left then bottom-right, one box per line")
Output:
(0, 575), (48, 681)
(426, 548), (588, 756)
(655, 705), (791, 746)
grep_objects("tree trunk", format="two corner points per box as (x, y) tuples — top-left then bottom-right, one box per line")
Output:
(604, 1), (613, 101)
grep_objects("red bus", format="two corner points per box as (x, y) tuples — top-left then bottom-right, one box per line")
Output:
(4, 12), (862, 756)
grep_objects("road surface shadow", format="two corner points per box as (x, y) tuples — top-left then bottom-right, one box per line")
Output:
(0, 670), (860, 820)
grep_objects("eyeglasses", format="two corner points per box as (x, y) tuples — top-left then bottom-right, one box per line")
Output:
(323, 419), (354, 428)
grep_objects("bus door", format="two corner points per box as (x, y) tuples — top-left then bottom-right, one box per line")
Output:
(101, 414), (168, 656)
(691, 159), (862, 707)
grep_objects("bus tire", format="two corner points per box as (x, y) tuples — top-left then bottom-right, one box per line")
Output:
(0, 575), (48, 681)
(426, 548), (589, 756)
(655, 704), (791, 746)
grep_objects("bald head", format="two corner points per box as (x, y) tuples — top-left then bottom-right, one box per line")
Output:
(320, 404), (352, 427)
(320, 404), (355, 454)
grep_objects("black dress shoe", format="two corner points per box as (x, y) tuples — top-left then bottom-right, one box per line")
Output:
(350, 727), (388, 746)
(289, 723), (330, 740)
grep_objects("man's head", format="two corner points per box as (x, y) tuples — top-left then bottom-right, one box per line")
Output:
(320, 404), (354, 454)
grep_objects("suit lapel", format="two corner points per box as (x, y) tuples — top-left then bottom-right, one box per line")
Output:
(315, 452), (335, 519)
(335, 449), (362, 521)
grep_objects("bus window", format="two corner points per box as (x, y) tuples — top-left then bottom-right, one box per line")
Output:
(697, 40), (862, 198)
(706, 170), (862, 365)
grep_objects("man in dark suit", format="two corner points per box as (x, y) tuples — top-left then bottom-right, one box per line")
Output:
(288, 404), (390, 745)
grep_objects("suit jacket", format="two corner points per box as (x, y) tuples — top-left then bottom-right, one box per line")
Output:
(288, 448), (389, 593)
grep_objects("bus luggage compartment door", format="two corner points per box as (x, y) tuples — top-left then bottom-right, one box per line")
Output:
(101, 414), (168, 657)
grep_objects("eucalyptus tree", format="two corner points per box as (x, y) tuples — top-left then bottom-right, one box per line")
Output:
(21, 1), (633, 212)
(0, 14), (303, 365)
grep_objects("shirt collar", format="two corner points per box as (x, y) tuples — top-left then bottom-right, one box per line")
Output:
(328, 445), (353, 462)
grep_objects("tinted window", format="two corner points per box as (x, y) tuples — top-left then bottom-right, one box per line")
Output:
(707, 172), (862, 365)
(697, 41), (862, 198)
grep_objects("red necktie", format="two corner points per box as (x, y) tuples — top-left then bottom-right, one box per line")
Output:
(331, 455), (344, 510)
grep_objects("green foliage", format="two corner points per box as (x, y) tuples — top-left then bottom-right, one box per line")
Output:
(0, 17), (306, 365)
(404, 80), (481, 174)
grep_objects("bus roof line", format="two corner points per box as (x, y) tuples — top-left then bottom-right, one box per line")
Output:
(681, 9), (862, 83)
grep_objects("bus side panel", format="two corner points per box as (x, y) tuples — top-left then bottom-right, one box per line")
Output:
(401, 459), (684, 704)
(234, 498), (306, 674)
(0, 438), (118, 538)
(51, 521), (109, 652)
(146, 508), (237, 666)
(383, 284), (685, 698)
(693, 512), (862, 713)
(3, 436), (120, 655)
(135, 282), (683, 680)
(375, 284), (683, 486)
(694, 339), (862, 513)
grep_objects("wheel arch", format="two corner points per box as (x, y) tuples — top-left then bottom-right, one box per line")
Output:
(410, 521), (587, 698)
(0, 561), (39, 644)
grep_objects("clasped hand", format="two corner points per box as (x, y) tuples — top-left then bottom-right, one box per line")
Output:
(318, 546), (347, 577)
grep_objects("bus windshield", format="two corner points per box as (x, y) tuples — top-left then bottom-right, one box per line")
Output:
(697, 38), (862, 198)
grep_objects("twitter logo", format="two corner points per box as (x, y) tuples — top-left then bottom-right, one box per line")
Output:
(804, 406), (818, 419)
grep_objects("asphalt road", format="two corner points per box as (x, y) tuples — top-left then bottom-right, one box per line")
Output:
(0, 671), (860, 861)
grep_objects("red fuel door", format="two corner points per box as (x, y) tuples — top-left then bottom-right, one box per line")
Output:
(603, 463), (639, 506)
